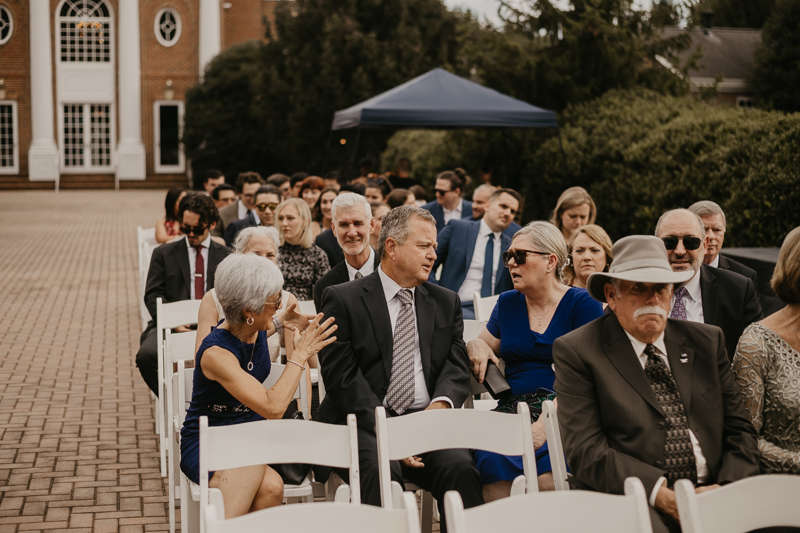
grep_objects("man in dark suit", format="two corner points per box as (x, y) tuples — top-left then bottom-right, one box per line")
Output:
(421, 170), (473, 233)
(136, 195), (232, 395)
(223, 185), (281, 247)
(470, 184), (522, 239)
(553, 235), (760, 533)
(317, 206), (482, 525)
(211, 171), (265, 238)
(655, 209), (763, 360)
(432, 188), (521, 319)
(314, 193), (381, 311)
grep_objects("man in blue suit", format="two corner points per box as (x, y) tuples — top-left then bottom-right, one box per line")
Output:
(471, 184), (522, 239)
(431, 189), (522, 319)
(421, 170), (474, 233)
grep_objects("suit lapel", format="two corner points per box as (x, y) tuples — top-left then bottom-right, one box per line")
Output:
(415, 284), (435, 386)
(464, 222), (480, 273)
(174, 238), (191, 296)
(206, 242), (227, 289)
(361, 273), (394, 378)
(495, 233), (512, 293)
(664, 323), (693, 412)
(700, 265), (719, 326)
(332, 261), (349, 285)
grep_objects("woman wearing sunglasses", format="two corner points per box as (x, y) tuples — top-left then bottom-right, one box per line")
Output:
(223, 185), (282, 247)
(467, 221), (604, 500)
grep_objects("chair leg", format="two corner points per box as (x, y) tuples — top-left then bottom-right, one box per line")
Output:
(419, 490), (434, 533)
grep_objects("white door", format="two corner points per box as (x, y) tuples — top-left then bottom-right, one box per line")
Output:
(62, 103), (112, 171)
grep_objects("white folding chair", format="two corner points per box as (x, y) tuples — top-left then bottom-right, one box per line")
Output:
(203, 492), (420, 533)
(444, 477), (652, 533)
(472, 293), (499, 322)
(156, 298), (202, 477)
(675, 475), (800, 533)
(297, 300), (317, 316)
(541, 400), (569, 491)
(462, 320), (486, 343)
(198, 414), (361, 533)
(376, 403), (536, 533)
(137, 226), (158, 330)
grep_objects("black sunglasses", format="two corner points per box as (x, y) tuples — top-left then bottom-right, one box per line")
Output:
(255, 202), (279, 211)
(662, 236), (702, 251)
(180, 223), (209, 236)
(434, 188), (451, 196)
(502, 249), (550, 266)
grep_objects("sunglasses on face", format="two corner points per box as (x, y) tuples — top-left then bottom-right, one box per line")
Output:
(180, 223), (209, 236)
(662, 236), (702, 251)
(502, 249), (550, 267)
(434, 188), (451, 196)
(255, 203), (279, 212)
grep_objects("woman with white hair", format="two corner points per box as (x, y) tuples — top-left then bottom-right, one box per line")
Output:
(180, 253), (336, 518)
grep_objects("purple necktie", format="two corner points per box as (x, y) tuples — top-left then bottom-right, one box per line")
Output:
(670, 287), (687, 320)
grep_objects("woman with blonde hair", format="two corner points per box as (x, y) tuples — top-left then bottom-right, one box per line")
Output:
(563, 224), (613, 289)
(549, 186), (597, 243)
(275, 198), (330, 301)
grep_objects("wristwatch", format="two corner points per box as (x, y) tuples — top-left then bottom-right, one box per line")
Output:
(272, 316), (284, 336)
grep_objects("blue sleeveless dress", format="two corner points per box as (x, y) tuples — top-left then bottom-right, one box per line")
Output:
(473, 288), (603, 484)
(180, 325), (271, 484)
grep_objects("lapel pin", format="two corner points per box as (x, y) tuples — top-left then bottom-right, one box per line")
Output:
(680, 353), (689, 364)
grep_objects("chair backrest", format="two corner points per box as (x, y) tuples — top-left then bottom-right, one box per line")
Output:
(462, 320), (486, 343)
(444, 477), (652, 533)
(263, 363), (308, 418)
(203, 492), (420, 533)
(675, 475), (800, 533)
(157, 298), (202, 331)
(541, 400), (569, 491)
(165, 330), (198, 363)
(376, 403), (536, 508)
(472, 293), (499, 322)
(297, 300), (317, 315)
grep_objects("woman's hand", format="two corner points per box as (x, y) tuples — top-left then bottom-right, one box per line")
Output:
(531, 416), (547, 450)
(467, 339), (500, 383)
(281, 302), (315, 334)
(289, 313), (337, 365)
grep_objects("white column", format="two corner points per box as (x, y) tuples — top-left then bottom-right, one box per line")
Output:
(28, 0), (59, 181)
(199, 0), (221, 77)
(116, 0), (146, 180)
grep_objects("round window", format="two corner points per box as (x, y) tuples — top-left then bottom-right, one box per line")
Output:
(0, 6), (14, 45)
(154, 8), (181, 47)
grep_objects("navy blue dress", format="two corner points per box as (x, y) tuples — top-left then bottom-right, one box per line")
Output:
(180, 326), (271, 484)
(473, 288), (603, 484)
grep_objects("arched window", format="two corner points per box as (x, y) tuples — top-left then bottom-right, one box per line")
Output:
(154, 8), (182, 47)
(58, 0), (111, 62)
(0, 6), (13, 45)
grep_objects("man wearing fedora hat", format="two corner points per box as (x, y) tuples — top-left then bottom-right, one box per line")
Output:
(553, 235), (759, 533)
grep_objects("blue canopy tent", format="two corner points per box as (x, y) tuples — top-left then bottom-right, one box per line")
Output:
(325, 68), (565, 173)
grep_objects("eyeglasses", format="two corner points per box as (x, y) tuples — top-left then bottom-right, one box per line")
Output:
(180, 223), (209, 236)
(502, 249), (551, 266)
(434, 188), (451, 196)
(255, 203), (279, 212)
(661, 236), (702, 251)
(266, 295), (283, 309)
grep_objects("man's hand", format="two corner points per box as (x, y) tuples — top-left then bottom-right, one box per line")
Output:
(654, 482), (680, 522)
(281, 302), (315, 333)
(695, 484), (720, 494)
(425, 401), (450, 410)
(174, 325), (192, 333)
(402, 456), (425, 468)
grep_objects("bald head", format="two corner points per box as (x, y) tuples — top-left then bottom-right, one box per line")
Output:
(655, 209), (709, 277)
(472, 184), (497, 219)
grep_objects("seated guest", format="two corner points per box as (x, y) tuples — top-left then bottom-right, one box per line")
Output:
(213, 171), (265, 238)
(549, 186), (596, 244)
(432, 189), (522, 319)
(289, 172), (308, 198)
(365, 177), (393, 204)
(467, 221), (603, 500)
(470, 184), (496, 221)
(386, 188), (416, 209)
(390, 157), (420, 189)
(655, 208), (763, 360)
(211, 183), (236, 210)
(314, 193), (381, 311)
(563, 224), (613, 289)
(299, 176), (325, 211)
(155, 187), (186, 244)
(180, 253), (336, 518)
(409, 184), (427, 207)
(422, 170), (473, 233)
(734, 226), (800, 474)
(316, 206), (482, 525)
(137, 194), (232, 395)
(275, 199), (330, 301)
(266, 173), (292, 201)
(224, 185), (281, 247)
(203, 169), (225, 195)
(311, 187), (338, 240)
(323, 171), (343, 191)
(369, 202), (390, 251)
(553, 235), (760, 533)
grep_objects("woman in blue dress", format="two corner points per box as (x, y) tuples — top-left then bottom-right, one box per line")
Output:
(180, 253), (336, 519)
(467, 221), (604, 501)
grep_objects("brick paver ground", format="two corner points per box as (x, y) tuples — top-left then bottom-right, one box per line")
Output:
(0, 190), (170, 533)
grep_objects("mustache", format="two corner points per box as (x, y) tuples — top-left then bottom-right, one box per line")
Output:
(633, 306), (667, 320)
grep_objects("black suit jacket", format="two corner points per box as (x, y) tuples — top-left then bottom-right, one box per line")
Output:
(313, 250), (381, 311)
(315, 229), (344, 271)
(717, 255), (759, 292)
(143, 238), (232, 330)
(553, 314), (760, 497)
(316, 271), (471, 432)
(223, 214), (257, 247)
(699, 264), (763, 360)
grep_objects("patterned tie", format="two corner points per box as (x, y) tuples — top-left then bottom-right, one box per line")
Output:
(643, 344), (697, 487)
(194, 246), (205, 299)
(481, 234), (495, 298)
(386, 289), (416, 415)
(354, 271), (363, 279)
(670, 287), (688, 320)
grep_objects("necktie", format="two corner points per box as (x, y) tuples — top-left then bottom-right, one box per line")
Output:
(386, 289), (415, 415)
(354, 271), (363, 279)
(670, 287), (688, 320)
(481, 234), (495, 298)
(194, 246), (205, 299)
(643, 344), (697, 487)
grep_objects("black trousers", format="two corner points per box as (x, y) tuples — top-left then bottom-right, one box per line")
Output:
(136, 326), (159, 396)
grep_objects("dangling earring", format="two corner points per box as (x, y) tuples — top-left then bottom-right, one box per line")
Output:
(246, 316), (255, 326)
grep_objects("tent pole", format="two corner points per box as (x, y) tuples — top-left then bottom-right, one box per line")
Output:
(351, 125), (362, 178)
(557, 128), (568, 177)
(322, 128), (334, 175)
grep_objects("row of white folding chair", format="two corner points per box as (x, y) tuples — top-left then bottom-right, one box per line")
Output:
(137, 226), (158, 330)
(472, 293), (498, 322)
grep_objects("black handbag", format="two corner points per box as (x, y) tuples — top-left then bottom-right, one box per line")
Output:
(271, 409), (313, 485)
(492, 387), (556, 423)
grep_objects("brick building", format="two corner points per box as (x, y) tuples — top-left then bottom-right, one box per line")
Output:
(0, 0), (276, 190)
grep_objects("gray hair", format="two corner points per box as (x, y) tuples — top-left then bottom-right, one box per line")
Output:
(513, 221), (569, 282)
(214, 253), (284, 327)
(654, 209), (706, 239)
(378, 205), (436, 259)
(687, 200), (726, 229)
(331, 192), (371, 223)
(233, 225), (281, 257)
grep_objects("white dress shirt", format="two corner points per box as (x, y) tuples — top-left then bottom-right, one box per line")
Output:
(457, 219), (502, 302)
(237, 199), (259, 224)
(709, 255), (720, 268)
(377, 266), (453, 410)
(442, 199), (463, 225)
(671, 270), (704, 323)
(345, 247), (376, 281)
(186, 235), (211, 300)
(622, 330), (709, 506)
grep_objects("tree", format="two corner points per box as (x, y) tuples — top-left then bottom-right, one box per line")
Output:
(749, 0), (800, 113)
(689, 0), (776, 28)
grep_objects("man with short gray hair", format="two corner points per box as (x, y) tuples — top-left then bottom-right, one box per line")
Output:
(316, 205), (482, 525)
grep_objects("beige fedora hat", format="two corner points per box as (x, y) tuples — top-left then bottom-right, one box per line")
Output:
(587, 235), (695, 303)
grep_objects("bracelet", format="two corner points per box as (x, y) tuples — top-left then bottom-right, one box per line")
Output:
(272, 316), (284, 336)
(286, 359), (304, 370)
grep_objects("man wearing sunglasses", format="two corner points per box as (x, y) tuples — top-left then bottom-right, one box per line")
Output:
(137, 194), (232, 396)
(421, 170), (473, 233)
(223, 185), (281, 247)
(655, 209), (763, 360)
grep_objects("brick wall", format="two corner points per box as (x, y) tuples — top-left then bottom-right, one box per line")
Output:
(0, 1), (31, 177)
